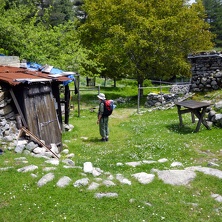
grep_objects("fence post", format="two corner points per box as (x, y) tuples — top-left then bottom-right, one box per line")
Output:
(160, 79), (163, 105)
(137, 84), (140, 114)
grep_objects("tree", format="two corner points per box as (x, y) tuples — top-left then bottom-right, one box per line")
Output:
(202, 0), (222, 47)
(79, 0), (214, 91)
(0, 1), (103, 76)
(3, 0), (76, 27)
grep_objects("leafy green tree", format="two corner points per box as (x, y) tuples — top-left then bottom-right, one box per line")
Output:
(202, 0), (222, 47)
(3, 0), (75, 27)
(0, 1), (103, 75)
(79, 0), (214, 90)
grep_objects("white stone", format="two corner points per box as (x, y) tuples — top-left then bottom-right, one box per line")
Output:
(125, 161), (141, 167)
(62, 159), (75, 166)
(66, 153), (75, 158)
(17, 165), (38, 173)
(92, 168), (102, 177)
(56, 176), (72, 188)
(14, 157), (27, 161)
(37, 172), (55, 187)
(43, 167), (56, 172)
(33, 147), (46, 154)
(158, 158), (168, 163)
(94, 192), (118, 199)
(73, 178), (89, 187)
(83, 162), (93, 173)
(50, 143), (59, 154)
(0, 167), (13, 171)
(157, 169), (196, 186)
(142, 160), (157, 164)
(103, 180), (116, 187)
(116, 162), (123, 166)
(87, 182), (100, 190)
(31, 173), (37, 178)
(186, 166), (222, 179)
(45, 159), (60, 166)
(211, 194), (222, 203)
(116, 174), (131, 185)
(17, 140), (28, 145)
(61, 149), (69, 154)
(171, 162), (183, 167)
(132, 172), (155, 184)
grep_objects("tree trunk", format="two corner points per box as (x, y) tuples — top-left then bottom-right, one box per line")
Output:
(114, 78), (117, 87)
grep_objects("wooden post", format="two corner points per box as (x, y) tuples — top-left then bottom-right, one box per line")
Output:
(52, 83), (63, 130)
(64, 84), (70, 124)
(9, 89), (28, 128)
(137, 84), (140, 114)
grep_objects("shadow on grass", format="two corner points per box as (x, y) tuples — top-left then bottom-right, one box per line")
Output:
(81, 137), (105, 143)
(166, 123), (195, 134)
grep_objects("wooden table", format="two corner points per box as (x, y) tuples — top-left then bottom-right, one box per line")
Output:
(175, 100), (211, 132)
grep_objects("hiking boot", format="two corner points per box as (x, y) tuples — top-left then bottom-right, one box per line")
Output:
(100, 138), (106, 142)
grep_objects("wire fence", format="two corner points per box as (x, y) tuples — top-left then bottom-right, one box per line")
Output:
(137, 81), (191, 113)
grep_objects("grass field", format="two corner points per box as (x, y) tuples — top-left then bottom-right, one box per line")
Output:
(0, 84), (222, 222)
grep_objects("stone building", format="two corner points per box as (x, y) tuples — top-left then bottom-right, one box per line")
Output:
(188, 52), (222, 92)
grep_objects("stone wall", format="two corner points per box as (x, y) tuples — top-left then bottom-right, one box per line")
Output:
(189, 52), (222, 92)
(0, 84), (18, 148)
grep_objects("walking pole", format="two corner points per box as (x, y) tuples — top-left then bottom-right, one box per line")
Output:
(77, 74), (80, 117)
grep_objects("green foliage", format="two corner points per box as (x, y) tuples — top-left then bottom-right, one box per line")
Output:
(202, 0), (222, 47)
(79, 0), (214, 84)
(143, 79), (152, 87)
(0, 2), (103, 75)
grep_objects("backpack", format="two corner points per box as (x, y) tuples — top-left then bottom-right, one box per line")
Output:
(102, 100), (114, 117)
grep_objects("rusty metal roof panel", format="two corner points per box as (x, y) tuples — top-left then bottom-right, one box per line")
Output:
(0, 66), (71, 86)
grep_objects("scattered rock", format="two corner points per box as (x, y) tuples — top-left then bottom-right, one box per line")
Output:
(17, 165), (38, 173)
(116, 174), (131, 185)
(88, 182), (100, 190)
(132, 172), (155, 184)
(125, 161), (142, 167)
(56, 176), (72, 188)
(158, 158), (168, 163)
(83, 162), (93, 173)
(171, 162), (183, 167)
(157, 169), (196, 186)
(37, 172), (55, 187)
(73, 178), (89, 187)
(62, 159), (75, 166)
(45, 159), (60, 166)
(94, 192), (118, 199)
(186, 166), (222, 179)
(211, 194), (222, 203)
(102, 180), (116, 187)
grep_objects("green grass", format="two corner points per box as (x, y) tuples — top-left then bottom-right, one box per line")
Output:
(1, 86), (222, 222)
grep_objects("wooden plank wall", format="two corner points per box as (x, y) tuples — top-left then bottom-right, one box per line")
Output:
(23, 83), (62, 149)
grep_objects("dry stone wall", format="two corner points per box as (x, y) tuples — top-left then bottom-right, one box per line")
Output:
(0, 84), (18, 147)
(189, 52), (222, 92)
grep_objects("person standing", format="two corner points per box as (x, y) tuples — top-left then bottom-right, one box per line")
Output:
(97, 93), (109, 141)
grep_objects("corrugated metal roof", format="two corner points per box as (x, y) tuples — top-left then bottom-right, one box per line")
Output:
(0, 66), (72, 86)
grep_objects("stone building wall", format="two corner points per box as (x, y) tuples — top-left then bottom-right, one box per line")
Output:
(189, 52), (222, 92)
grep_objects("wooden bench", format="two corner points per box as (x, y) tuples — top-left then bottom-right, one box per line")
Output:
(175, 100), (211, 132)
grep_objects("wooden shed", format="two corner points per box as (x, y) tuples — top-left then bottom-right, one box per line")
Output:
(0, 66), (75, 152)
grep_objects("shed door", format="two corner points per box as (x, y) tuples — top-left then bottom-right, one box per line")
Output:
(23, 84), (61, 147)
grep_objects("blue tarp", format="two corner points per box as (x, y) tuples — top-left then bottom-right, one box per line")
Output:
(26, 62), (74, 86)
